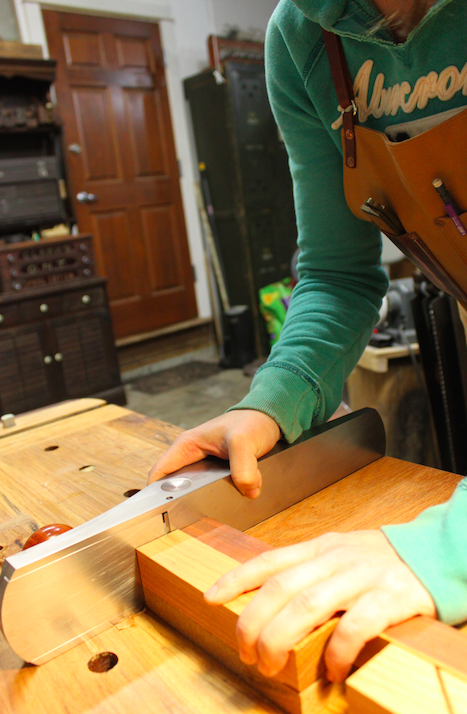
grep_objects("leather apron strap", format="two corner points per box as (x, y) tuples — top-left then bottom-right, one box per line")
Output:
(322, 29), (358, 168)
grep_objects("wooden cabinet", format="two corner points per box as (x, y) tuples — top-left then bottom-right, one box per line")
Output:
(0, 278), (125, 415)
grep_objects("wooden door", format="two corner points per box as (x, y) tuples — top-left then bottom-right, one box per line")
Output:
(42, 11), (197, 339)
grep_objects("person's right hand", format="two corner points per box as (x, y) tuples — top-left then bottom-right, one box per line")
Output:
(147, 410), (281, 499)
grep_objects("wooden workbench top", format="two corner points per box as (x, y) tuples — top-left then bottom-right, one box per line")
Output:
(0, 401), (462, 713)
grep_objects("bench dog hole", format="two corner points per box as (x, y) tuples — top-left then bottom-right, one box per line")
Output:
(44, 446), (59, 451)
(79, 465), (95, 472)
(123, 489), (140, 498)
(87, 652), (118, 673)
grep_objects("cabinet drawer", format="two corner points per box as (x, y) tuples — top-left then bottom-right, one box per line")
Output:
(0, 303), (21, 328)
(63, 287), (106, 313)
(21, 294), (63, 322)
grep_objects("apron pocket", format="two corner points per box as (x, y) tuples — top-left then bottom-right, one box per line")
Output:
(435, 210), (467, 267)
(386, 231), (467, 305)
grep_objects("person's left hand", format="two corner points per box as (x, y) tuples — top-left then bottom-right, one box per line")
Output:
(204, 530), (436, 682)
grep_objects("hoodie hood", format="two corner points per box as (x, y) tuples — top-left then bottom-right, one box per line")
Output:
(289, 0), (452, 36)
(290, 0), (349, 27)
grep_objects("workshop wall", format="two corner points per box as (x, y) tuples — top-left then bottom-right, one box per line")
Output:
(171, 0), (278, 78)
(13, 0), (279, 324)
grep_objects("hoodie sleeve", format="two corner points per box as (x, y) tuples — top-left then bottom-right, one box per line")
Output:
(382, 477), (467, 625)
(229, 15), (388, 441)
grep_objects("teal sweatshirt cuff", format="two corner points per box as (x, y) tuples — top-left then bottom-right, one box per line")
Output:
(227, 363), (324, 443)
(382, 477), (467, 625)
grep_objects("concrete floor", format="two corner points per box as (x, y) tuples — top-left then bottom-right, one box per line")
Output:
(123, 347), (253, 430)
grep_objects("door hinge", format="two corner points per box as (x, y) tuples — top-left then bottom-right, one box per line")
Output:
(192, 264), (197, 282)
(177, 158), (183, 178)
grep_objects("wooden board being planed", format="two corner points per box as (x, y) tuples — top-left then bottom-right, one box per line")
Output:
(138, 518), (467, 714)
(137, 518), (346, 714)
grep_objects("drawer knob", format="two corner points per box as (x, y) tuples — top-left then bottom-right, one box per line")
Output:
(44, 355), (53, 365)
(82, 294), (91, 304)
(54, 353), (63, 362)
(40, 303), (49, 313)
(0, 314), (3, 323)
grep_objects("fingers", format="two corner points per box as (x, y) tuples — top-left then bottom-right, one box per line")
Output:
(227, 438), (262, 498)
(324, 590), (399, 682)
(245, 570), (365, 677)
(205, 540), (322, 604)
(147, 433), (209, 484)
(148, 410), (281, 494)
(235, 556), (337, 669)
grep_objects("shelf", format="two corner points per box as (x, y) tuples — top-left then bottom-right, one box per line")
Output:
(357, 343), (420, 373)
(0, 57), (56, 82)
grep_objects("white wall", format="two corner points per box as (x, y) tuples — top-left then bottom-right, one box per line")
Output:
(13, 0), (279, 321)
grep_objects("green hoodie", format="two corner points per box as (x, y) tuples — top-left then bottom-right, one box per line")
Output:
(231, 0), (467, 626)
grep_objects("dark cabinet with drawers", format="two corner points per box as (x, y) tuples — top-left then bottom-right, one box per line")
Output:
(0, 277), (125, 415)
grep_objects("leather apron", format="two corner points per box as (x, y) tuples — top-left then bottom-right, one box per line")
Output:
(322, 30), (467, 326)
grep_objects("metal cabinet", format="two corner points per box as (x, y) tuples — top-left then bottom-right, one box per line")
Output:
(184, 61), (297, 353)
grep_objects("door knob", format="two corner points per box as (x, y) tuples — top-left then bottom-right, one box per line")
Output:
(76, 191), (98, 203)
(68, 144), (82, 154)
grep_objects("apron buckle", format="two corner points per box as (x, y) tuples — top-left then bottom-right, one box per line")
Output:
(340, 100), (358, 116)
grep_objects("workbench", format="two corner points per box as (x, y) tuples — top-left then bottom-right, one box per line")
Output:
(0, 399), (462, 713)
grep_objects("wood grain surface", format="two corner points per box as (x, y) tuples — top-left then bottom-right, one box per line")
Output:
(0, 399), (105, 439)
(347, 643), (467, 714)
(248, 456), (460, 547)
(0, 403), (181, 563)
(137, 521), (343, 714)
(0, 401), (463, 714)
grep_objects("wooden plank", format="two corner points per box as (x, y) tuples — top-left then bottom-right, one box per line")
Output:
(247, 456), (461, 547)
(380, 616), (467, 682)
(0, 399), (105, 439)
(137, 520), (344, 714)
(347, 643), (467, 714)
(0, 41), (43, 59)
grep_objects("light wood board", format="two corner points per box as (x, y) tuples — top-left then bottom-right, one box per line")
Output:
(0, 398), (105, 439)
(137, 520), (344, 714)
(357, 344), (419, 373)
(347, 643), (467, 714)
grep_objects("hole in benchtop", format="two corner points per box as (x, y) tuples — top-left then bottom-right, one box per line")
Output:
(44, 445), (59, 451)
(87, 652), (118, 673)
(79, 465), (95, 472)
(123, 489), (140, 498)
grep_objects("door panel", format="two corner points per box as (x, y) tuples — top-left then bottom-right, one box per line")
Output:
(63, 31), (105, 67)
(72, 87), (122, 181)
(43, 10), (197, 338)
(115, 36), (152, 69)
(124, 89), (166, 177)
(141, 205), (180, 291)
(91, 210), (137, 300)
